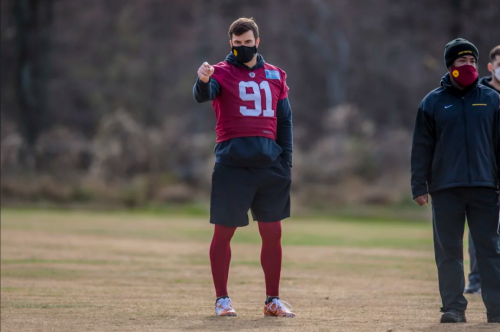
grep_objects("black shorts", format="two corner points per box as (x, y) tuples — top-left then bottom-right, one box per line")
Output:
(210, 159), (291, 227)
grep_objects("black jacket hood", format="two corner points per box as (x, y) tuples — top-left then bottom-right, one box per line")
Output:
(225, 53), (265, 71)
(479, 76), (500, 93)
(440, 72), (478, 96)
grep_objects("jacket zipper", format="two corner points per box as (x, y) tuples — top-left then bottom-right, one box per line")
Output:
(462, 96), (471, 186)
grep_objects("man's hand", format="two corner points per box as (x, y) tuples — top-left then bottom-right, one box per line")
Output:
(198, 62), (214, 83)
(414, 194), (429, 206)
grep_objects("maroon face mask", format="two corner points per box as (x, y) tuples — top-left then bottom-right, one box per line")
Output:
(450, 65), (478, 87)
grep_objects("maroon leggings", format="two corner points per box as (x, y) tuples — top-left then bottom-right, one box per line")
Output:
(209, 221), (282, 298)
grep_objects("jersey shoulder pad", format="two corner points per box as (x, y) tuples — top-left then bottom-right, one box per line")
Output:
(212, 61), (231, 82)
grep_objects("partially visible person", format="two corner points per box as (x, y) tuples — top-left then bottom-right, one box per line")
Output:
(465, 45), (500, 295)
(479, 45), (500, 92)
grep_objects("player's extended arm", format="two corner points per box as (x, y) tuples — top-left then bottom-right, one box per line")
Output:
(276, 98), (293, 166)
(193, 77), (220, 103)
(411, 106), (435, 199)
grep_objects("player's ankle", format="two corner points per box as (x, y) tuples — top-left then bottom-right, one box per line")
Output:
(265, 296), (279, 304)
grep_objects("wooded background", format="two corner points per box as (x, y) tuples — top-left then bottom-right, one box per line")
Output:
(1, 0), (498, 209)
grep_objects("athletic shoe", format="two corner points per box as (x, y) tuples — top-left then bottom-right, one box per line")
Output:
(264, 298), (295, 317)
(215, 297), (237, 317)
(440, 309), (466, 323)
(464, 280), (481, 294)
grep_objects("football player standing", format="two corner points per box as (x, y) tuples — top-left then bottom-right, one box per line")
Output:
(193, 17), (295, 318)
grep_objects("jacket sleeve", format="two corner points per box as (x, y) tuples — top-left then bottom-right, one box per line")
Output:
(411, 106), (435, 198)
(276, 97), (293, 165)
(193, 77), (220, 103)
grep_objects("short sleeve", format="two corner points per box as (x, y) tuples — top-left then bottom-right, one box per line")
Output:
(279, 70), (289, 100)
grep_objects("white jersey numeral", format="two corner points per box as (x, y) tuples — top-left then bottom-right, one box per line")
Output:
(260, 81), (274, 117)
(239, 81), (261, 116)
(239, 80), (274, 117)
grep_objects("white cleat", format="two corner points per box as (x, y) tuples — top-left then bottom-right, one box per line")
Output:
(264, 298), (295, 317)
(215, 297), (237, 317)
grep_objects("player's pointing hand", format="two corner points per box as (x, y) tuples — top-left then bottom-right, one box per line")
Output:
(198, 62), (214, 83)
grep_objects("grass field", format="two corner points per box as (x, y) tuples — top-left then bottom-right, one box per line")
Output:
(0, 209), (496, 331)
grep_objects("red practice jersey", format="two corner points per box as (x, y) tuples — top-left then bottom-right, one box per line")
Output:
(211, 61), (289, 143)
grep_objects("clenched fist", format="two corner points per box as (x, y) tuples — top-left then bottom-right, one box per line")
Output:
(198, 62), (214, 83)
(414, 194), (429, 207)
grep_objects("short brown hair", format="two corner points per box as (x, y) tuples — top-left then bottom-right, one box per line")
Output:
(489, 45), (500, 63)
(228, 18), (259, 40)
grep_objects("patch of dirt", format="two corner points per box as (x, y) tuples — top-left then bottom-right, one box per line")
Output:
(1, 215), (496, 332)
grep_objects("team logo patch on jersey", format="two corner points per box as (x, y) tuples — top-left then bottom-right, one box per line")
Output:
(265, 70), (280, 80)
(249, 72), (255, 78)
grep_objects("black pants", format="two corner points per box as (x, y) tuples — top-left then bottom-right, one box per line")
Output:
(468, 230), (480, 283)
(431, 187), (500, 318)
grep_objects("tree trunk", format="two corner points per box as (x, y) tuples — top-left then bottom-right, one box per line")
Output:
(14, 0), (53, 149)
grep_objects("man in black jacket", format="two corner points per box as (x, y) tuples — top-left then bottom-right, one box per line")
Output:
(411, 38), (500, 324)
(465, 45), (500, 295)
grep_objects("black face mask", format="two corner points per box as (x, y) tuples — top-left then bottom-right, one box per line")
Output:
(231, 45), (257, 64)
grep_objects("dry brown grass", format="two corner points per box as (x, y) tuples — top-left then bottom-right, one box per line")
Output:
(1, 210), (497, 331)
